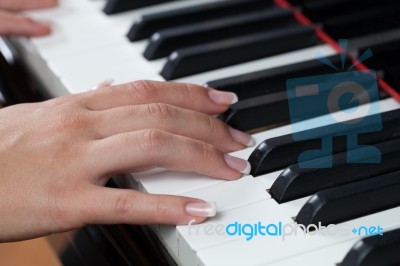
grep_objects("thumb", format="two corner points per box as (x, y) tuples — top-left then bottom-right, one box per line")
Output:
(77, 186), (216, 225)
(0, 11), (51, 37)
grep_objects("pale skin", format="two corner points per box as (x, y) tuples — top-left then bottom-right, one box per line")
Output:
(0, 1), (253, 242)
(0, 0), (57, 36)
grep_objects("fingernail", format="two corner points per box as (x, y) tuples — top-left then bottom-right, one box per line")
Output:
(224, 154), (251, 175)
(208, 90), (238, 105)
(185, 202), (217, 217)
(91, 79), (114, 90)
(229, 128), (256, 147)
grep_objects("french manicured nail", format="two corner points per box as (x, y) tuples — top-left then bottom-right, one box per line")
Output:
(229, 128), (256, 147)
(91, 79), (114, 90)
(208, 90), (238, 105)
(185, 202), (217, 217)
(224, 154), (251, 175)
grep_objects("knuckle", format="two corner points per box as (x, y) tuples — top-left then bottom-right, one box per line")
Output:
(49, 95), (75, 107)
(130, 80), (158, 102)
(147, 103), (172, 121)
(140, 129), (167, 151)
(114, 192), (133, 216)
(207, 116), (219, 136)
(182, 83), (196, 100)
(198, 141), (213, 163)
(55, 112), (92, 131)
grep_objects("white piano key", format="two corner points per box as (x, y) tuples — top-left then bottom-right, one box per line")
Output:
(141, 172), (281, 263)
(266, 239), (358, 266)
(48, 43), (141, 77)
(177, 197), (308, 266)
(26, 0), (223, 62)
(48, 44), (162, 91)
(197, 207), (400, 266)
(27, 1), (122, 60)
(138, 170), (224, 195)
(177, 174), (276, 212)
(62, 70), (162, 95)
(159, 225), (179, 261)
(161, 172), (279, 265)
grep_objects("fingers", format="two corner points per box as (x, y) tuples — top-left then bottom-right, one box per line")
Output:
(94, 103), (253, 152)
(82, 80), (238, 115)
(88, 129), (250, 180)
(0, 0), (58, 11)
(78, 186), (215, 225)
(0, 10), (51, 36)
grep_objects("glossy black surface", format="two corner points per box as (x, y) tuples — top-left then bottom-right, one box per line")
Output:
(218, 70), (374, 131)
(249, 109), (400, 176)
(127, 0), (274, 41)
(218, 90), (289, 131)
(104, 0), (174, 15)
(160, 25), (316, 80)
(360, 37), (400, 94)
(0, 39), (46, 105)
(341, 228), (400, 266)
(144, 8), (295, 60)
(296, 170), (400, 227)
(323, 4), (400, 39)
(289, 0), (400, 39)
(206, 55), (349, 100)
(270, 138), (400, 203)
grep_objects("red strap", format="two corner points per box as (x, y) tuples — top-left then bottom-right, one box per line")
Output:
(274, 0), (400, 101)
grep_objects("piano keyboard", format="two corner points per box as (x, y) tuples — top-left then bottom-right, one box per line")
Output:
(5, 0), (400, 265)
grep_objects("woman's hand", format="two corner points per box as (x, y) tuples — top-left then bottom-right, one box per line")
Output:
(0, 0), (58, 11)
(0, 81), (253, 242)
(0, 0), (58, 37)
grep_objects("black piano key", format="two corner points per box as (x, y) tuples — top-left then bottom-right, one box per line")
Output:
(359, 38), (400, 93)
(144, 8), (295, 60)
(127, 0), (274, 41)
(302, 0), (397, 22)
(323, 4), (400, 39)
(302, 0), (359, 21)
(270, 137), (400, 203)
(296, 170), (400, 227)
(219, 71), (372, 131)
(219, 90), (290, 131)
(384, 66), (400, 93)
(360, 37), (400, 70)
(341, 228), (400, 266)
(104, 0), (173, 15)
(249, 109), (400, 176)
(160, 25), (317, 80)
(206, 55), (350, 100)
